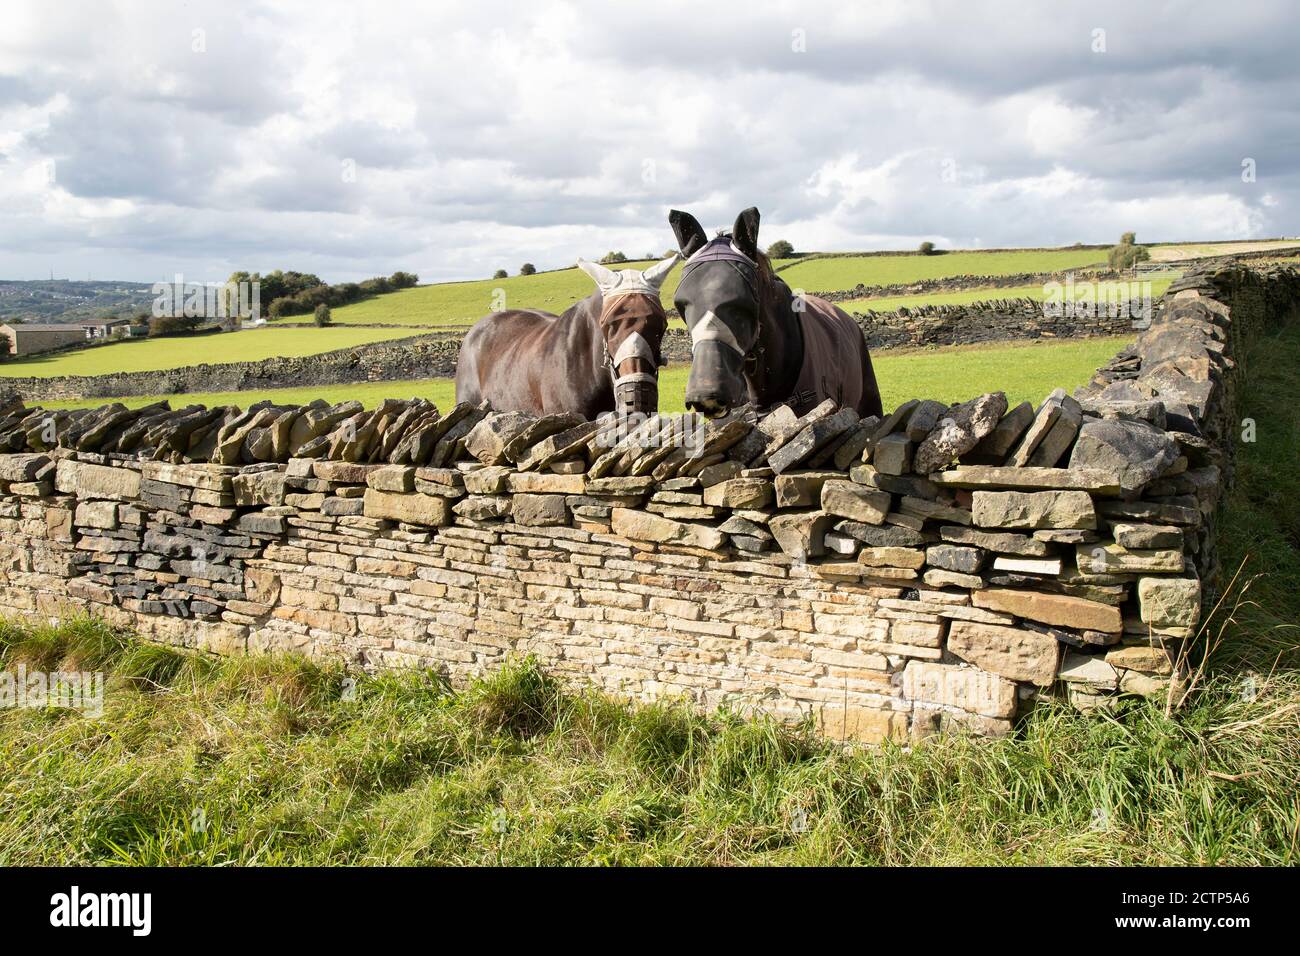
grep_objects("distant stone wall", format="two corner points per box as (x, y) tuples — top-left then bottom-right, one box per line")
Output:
(809, 268), (1127, 302)
(0, 261), (1293, 742)
(1, 331), (461, 403)
(849, 297), (1139, 349)
(658, 297), (1138, 364)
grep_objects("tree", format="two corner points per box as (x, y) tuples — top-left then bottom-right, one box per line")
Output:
(767, 239), (794, 257)
(918, 241), (936, 255)
(493, 269), (508, 279)
(314, 303), (333, 327)
(389, 271), (418, 288)
(148, 314), (205, 337)
(520, 263), (536, 276)
(600, 251), (628, 264)
(1108, 232), (1150, 270)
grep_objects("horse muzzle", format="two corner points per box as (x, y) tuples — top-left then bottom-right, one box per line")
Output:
(613, 374), (659, 416)
(685, 342), (746, 418)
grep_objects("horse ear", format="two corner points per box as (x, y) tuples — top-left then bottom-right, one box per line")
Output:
(576, 257), (617, 291)
(641, 252), (679, 290)
(669, 210), (707, 258)
(732, 207), (760, 260)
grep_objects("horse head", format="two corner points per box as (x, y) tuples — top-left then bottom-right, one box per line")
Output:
(669, 207), (769, 417)
(576, 253), (678, 415)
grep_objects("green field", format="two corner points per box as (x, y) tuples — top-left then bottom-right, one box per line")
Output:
(39, 336), (1132, 415)
(0, 327), (420, 378)
(776, 249), (1109, 290)
(844, 277), (1175, 313)
(315, 249), (1117, 329)
(1, 319), (1296, 866)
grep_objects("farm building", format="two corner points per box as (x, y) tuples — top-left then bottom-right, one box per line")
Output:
(0, 323), (88, 357)
(78, 317), (132, 338)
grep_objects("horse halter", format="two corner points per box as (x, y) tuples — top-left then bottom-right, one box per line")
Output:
(603, 327), (662, 387)
(599, 293), (666, 414)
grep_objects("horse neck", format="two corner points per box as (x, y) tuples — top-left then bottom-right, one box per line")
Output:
(748, 276), (803, 406)
(558, 290), (606, 371)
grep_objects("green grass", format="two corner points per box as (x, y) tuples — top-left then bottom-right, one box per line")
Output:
(0, 327), (420, 378)
(776, 249), (1109, 290)
(1207, 316), (1300, 672)
(1, 325), (1298, 866)
(869, 336), (1131, 408)
(0, 589), (1294, 864)
(844, 278), (1175, 313)
(38, 336), (1134, 415)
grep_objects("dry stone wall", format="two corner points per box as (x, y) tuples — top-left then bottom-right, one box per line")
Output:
(848, 297), (1138, 349)
(0, 261), (1295, 742)
(810, 267), (1128, 302)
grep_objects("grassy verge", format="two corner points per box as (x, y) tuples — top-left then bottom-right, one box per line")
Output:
(39, 335), (1133, 414)
(1, 327), (1295, 867)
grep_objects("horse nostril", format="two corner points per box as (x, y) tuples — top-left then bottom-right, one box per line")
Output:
(688, 397), (727, 418)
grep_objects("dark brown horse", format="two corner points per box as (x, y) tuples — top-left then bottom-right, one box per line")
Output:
(455, 255), (678, 418)
(668, 207), (882, 420)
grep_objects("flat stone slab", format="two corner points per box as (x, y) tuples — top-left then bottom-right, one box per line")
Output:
(947, 620), (1060, 686)
(930, 466), (1122, 495)
(972, 587), (1122, 634)
(972, 489), (1097, 530)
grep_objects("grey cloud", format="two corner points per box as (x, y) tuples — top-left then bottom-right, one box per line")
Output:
(1, 0), (1297, 283)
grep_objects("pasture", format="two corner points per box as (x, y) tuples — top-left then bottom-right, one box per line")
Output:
(774, 248), (1109, 290)
(38, 335), (1132, 415)
(311, 248), (1123, 329)
(0, 327), (419, 378)
(1147, 239), (1300, 261)
(1, 316), (1296, 866)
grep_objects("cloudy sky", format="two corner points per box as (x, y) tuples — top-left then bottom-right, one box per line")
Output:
(1, 0), (1297, 284)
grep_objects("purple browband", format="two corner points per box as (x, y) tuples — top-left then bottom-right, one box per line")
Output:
(685, 236), (756, 267)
